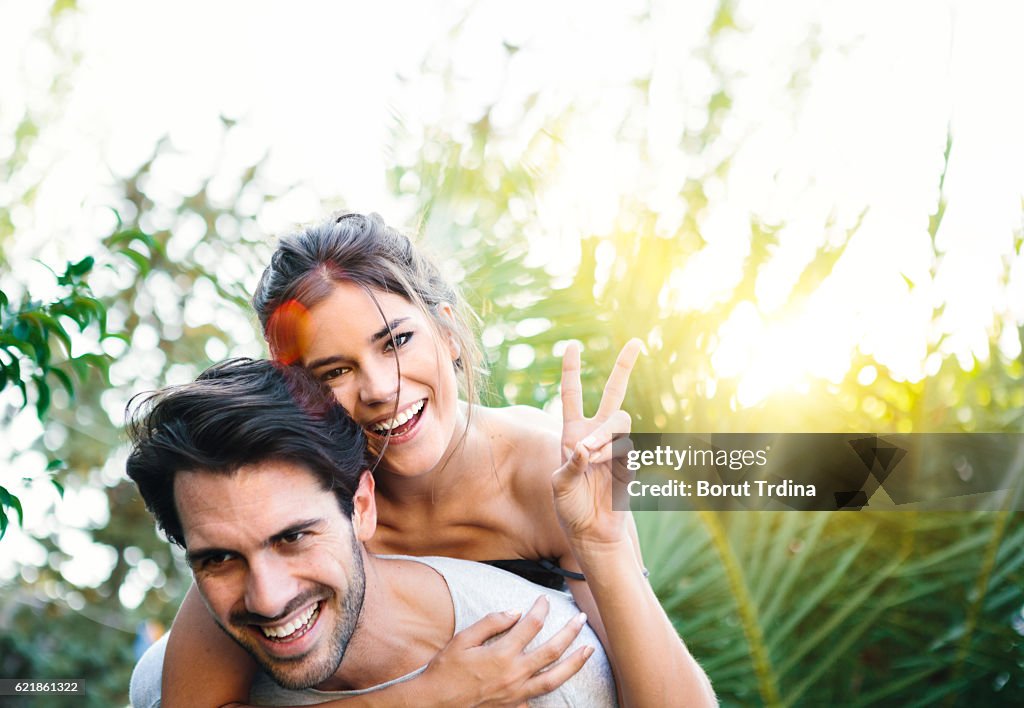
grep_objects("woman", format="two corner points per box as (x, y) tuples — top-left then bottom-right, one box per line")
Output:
(161, 212), (714, 707)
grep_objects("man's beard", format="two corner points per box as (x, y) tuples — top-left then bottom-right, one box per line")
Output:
(217, 535), (366, 691)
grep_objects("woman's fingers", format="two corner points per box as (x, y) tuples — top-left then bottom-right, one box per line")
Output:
(502, 595), (553, 650)
(552, 443), (590, 496)
(595, 339), (642, 419)
(521, 646), (594, 698)
(580, 410), (632, 462)
(450, 607), (525, 649)
(523, 610), (589, 675)
(560, 341), (584, 423)
(563, 339), (641, 424)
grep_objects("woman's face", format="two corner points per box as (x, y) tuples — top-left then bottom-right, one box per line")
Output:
(300, 281), (461, 478)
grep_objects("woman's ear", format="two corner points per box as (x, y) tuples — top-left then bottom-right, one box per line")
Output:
(436, 303), (461, 362)
(351, 470), (378, 542)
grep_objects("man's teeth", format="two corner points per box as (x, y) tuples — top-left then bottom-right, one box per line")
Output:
(261, 603), (318, 639)
(372, 400), (425, 433)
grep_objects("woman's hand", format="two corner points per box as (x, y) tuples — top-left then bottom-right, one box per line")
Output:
(419, 596), (593, 707)
(553, 340), (639, 549)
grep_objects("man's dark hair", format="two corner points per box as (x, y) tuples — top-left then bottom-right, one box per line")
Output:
(126, 358), (366, 547)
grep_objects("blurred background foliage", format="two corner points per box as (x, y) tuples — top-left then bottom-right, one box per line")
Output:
(2, 1), (1023, 706)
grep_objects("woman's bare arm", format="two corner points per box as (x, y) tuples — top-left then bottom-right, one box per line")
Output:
(552, 342), (716, 708)
(162, 583), (256, 707)
(160, 584), (589, 707)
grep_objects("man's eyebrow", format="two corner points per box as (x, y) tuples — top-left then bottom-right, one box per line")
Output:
(185, 519), (324, 566)
(185, 547), (233, 567)
(305, 318), (409, 370)
(269, 518), (323, 544)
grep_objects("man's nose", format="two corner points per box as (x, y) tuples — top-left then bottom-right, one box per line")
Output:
(244, 555), (299, 620)
(358, 357), (399, 407)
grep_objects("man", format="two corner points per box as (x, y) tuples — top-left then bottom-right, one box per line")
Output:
(127, 358), (615, 706)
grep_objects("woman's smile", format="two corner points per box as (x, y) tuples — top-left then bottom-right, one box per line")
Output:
(365, 398), (427, 441)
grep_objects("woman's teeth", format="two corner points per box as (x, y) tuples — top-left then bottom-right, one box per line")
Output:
(261, 602), (319, 640)
(371, 400), (425, 433)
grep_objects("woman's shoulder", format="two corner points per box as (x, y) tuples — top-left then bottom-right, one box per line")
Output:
(475, 403), (563, 497)
(477, 403), (561, 454)
(470, 404), (568, 558)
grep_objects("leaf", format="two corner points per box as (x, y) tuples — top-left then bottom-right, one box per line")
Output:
(70, 352), (112, 384)
(12, 319), (29, 341)
(33, 374), (51, 418)
(698, 510), (782, 706)
(57, 256), (96, 285)
(0, 486), (24, 538)
(22, 311), (72, 355)
(102, 332), (131, 344)
(118, 247), (152, 274)
(69, 255), (95, 277)
(103, 228), (149, 248)
(0, 334), (36, 359)
(49, 367), (76, 399)
(15, 376), (27, 407)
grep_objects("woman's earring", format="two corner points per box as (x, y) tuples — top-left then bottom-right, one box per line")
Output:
(451, 338), (462, 370)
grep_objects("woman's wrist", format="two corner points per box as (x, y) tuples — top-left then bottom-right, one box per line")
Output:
(567, 536), (643, 580)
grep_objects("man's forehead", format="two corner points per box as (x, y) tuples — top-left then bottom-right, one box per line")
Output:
(173, 461), (336, 546)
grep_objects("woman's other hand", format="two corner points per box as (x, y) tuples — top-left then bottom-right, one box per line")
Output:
(553, 340), (639, 548)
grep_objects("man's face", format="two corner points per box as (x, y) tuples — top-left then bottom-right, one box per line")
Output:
(175, 461), (367, 690)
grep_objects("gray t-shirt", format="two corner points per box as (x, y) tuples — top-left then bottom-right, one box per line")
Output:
(131, 555), (617, 707)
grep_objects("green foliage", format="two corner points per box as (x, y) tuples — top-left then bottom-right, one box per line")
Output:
(636, 510), (1024, 706)
(0, 255), (115, 539)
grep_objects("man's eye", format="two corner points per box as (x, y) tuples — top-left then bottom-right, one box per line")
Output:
(199, 552), (235, 570)
(280, 531), (307, 545)
(384, 332), (413, 352)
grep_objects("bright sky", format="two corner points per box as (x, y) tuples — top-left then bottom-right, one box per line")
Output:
(2, 0), (1023, 589)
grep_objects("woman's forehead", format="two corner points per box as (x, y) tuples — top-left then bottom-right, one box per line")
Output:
(314, 281), (417, 317)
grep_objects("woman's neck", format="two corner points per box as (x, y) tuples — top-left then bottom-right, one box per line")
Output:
(373, 400), (493, 502)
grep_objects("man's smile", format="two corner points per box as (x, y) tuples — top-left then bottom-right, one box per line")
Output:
(257, 599), (322, 642)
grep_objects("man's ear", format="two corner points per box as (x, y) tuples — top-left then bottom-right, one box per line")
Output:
(436, 303), (461, 361)
(351, 470), (377, 542)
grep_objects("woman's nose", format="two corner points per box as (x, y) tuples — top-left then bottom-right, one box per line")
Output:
(358, 357), (399, 406)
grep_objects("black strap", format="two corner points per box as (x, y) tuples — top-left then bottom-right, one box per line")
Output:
(536, 558), (587, 581)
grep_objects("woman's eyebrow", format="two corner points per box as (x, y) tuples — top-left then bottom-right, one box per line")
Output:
(370, 318), (409, 344)
(307, 354), (346, 370)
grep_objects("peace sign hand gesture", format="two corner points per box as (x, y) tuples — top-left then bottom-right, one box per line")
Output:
(552, 339), (641, 548)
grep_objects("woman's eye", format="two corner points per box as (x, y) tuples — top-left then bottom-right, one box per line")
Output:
(321, 366), (350, 382)
(384, 332), (413, 352)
